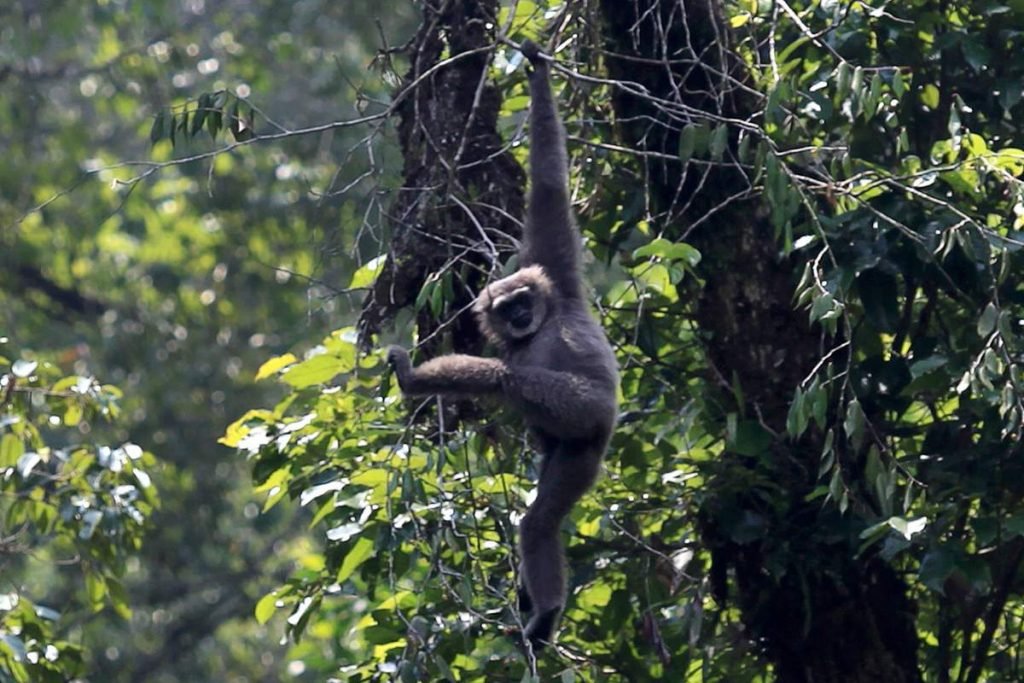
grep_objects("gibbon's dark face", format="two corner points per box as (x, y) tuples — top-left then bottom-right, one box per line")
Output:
(494, 287), (534, 330)
(490, 285), (547, 340)
(473, 266), (554, 345)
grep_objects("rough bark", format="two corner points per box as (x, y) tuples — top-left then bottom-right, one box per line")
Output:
(599, 1), (921, 681)
(359, 0), (525, 358)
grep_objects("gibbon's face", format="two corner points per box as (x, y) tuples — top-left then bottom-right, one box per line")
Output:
(491, 286), (546, 340)
(474, 265), (554, 344)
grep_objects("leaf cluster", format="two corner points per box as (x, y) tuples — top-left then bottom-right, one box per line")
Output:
(0, 346), (158, 682)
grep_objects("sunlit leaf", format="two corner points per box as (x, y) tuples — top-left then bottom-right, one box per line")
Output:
(255, 353), (298, 380)
(336, 537), (375, 583)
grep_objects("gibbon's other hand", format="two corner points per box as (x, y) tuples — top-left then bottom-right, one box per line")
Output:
(386, 345), (411, 387)
(520, 39), (546, 70)
(520, 39), (541, 62)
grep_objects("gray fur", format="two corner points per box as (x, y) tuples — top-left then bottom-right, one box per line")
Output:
(387, 39), (618, 650)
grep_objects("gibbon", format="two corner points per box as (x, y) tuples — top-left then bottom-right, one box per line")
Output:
(388, 39), (618, 650)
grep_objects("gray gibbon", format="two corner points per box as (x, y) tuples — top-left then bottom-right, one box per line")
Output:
(387, 39), (618, 650)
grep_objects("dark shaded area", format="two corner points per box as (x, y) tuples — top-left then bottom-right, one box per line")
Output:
(12, 263), (107, 317)
(599, 1), (921, 681)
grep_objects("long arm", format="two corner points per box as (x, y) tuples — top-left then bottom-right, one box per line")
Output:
(519, 41), (584, 300)
(388, 346), (614, 438)
(388, 347), (507, 396)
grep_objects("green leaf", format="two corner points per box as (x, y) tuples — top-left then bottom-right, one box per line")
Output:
(709, 124), (728, 161)
(168, 112), (177, 146)
(977, 302), (998, 337)
(576, 582), (612, 609)
(909, 355), (947, 378)
(280, 354), (339, 388)
(737, 130), (751, 161)
(336, 537), (375, 583)
(348, 255), (385, 290)
(864, 72), (883, 119)
(892, 69), (906, 98)
(858, 519), (890, 543)
(0, 434), (24, 467)
(851, 66), (864, 102)
(191, 94), (210, 136)
(107, 578), (131, 619)
(363, 625), (402, 645)
(828, 467), (843, 504)
(786, 386), (806, 437)
(64, 401), (83, 427)
(844, 400), (865, 451)
(228, 97), (242, 140)
(920, 84), (940, 110)
(678, 124), (697, 163)
(961, 38), (991, 73)
(255, 353), (297, 380)
(809, 381), (827, 428)
(255, 591), (278, 625)
(632, 238), (701, 266)
(149, 110), (166, 144)
(85, 572), (106, 611)
(835, 62), (852, 100)
(207, 98), (223, 139)
(809, 292), (836, 323)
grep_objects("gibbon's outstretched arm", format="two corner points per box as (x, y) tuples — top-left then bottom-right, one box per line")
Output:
(519, 40), (583, 301)
(388, 346), (611, 439)
(387, 347), (505, 396)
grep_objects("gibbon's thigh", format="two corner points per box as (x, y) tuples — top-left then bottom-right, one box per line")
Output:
(535, 442), (603, 519)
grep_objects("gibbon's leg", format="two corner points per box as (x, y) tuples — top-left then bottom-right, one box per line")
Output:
(519, 443), (603, 648)
(387, 346), (507, 397)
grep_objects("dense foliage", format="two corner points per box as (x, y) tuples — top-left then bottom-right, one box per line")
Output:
(1, 1), (414, 680)
(6, 0), (1024, 681)
(0, 347), (156, 682)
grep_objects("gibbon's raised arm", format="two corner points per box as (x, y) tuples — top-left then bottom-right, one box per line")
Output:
(519, 41), (584, 301)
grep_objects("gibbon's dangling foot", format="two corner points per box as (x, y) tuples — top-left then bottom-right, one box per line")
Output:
(388, 38), (618, 651)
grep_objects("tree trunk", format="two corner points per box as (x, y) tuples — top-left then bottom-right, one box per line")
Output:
(599, 2), (921, 681)
(359, 0), (524, 358)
